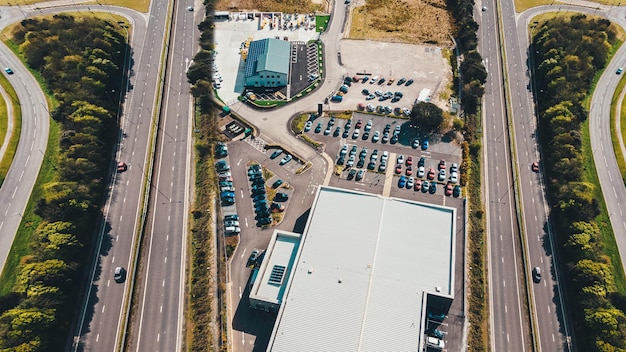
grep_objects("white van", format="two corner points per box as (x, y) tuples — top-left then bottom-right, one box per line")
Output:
(224, 226), (241, 234)
(426, 336), (445, 350)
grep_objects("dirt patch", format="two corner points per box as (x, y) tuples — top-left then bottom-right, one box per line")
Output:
(215, 0), (323, 13)
(349, 0), (453, 45)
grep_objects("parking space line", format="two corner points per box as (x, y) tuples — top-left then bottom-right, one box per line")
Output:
(382, 152), (396, 197)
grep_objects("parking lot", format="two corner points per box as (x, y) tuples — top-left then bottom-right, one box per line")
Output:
(327, 40), (451, 112)
(304, 112), (463, 198)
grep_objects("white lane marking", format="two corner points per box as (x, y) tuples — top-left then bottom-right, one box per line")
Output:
(96, 334), (100, 342)
(102, 305), (106, 313)
(123, 197), (126, 204)
(11, 187), (18, 199)
(18, 170), (24, 182)
(162, 279), (165, 287)
(505, 305), (508, 313)
(120, 215), (123, 222)
(160, 305), (163, 313)
(547, 305), (551, 313)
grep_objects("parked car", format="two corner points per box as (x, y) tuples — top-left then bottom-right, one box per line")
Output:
(333, 127), (341, 137)
(347, 169), (357, 180)
(371, 131), (380, 142)
(427, 168), (435, 180)
(272, 179), (284, 189)
(421, 180), (430, 193)
(438, 169), (447, 181)
(224, 220), (240, 227)
(304, 121), (312, 132)
(355, 169), (364, 181)
(270, 202), (285, 213)
(414, 179), (422, 191)
(412, 138), (420, 149)
(406, 177), (414, 189)
(438, 159), (446, 170)
(429, 181), (437, 194)
(398, 175), (407, 188)
(422, 140), (429, 150)
(280, 154), (293, 165)
(445, 182), (453, 196)
(315, 123), (322, 133)
(270, 150), (283, 159)
(225, 226), (241, 234)
(418, 157), (425, 167)
(417, 166), (425, 178)
(450, 172), (458, 184)
(224, 214), (239, 221)
(248, 249), (261, 266)
(274, 193), (289, 202)
(405, 79), (414, 86)
(397, 77), (406, 85)
(453, 185), (461, 197)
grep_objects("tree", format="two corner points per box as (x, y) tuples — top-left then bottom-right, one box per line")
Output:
(410, 102), (444, 133)
(557, 182), (599, 221)
(0, 307), (54, 350)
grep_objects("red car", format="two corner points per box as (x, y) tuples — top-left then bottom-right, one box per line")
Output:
(395, 164), (402, 174)
(355, 120), (363, 129)
(352, 76), (360, 82)
(414, 179), (422, 191)
(445, 182), (453, 196)
(531, 162), (539, 172)
(406, 156), (413, 166)
(117, 162), (128, 172)
(406, 166), (413, 176)
(438, 159), (446, 170)
(427, 168), (436, 180)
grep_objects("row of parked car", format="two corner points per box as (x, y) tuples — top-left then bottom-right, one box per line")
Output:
(248, 164), (273, 227)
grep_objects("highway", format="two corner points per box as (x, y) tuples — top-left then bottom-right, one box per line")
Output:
(479, 1), (531, 351)
(126, 0), (196, 350)
(0, 8), (50, 274)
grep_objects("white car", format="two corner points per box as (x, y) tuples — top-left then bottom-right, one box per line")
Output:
(450, 171), (458, 184)
(396, 154), (404, 165)
(417, 166), (425, 178)
(340, 144), (348, 156)
(438, 168), (447, 181)
(224, 226), (241, 234)
(224, 220), (240, 227)
(280, 154), (293, 165)
(370, 75), (379, 84)
(366, 104), (375, 112)
(304, 121), (312, 132)
(372, 131), (380, 143)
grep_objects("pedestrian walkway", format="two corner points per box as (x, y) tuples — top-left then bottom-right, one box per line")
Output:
(243, 135), (267, 153)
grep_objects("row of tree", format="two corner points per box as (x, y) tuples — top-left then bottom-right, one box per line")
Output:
(0, 15), (127, 351)
(532, 15), (626, 351)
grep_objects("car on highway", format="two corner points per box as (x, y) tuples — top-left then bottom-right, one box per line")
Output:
(4, 67), (13, 75)
(117, 162), (128, 172)
(280, 154), (293, 165)
(531, 161), (539, 172)
(617, 67), (623, 75)
(272, 179), (284, 188)
(398, 175), (407, 188)
(270, 150), (283, 159)
(274, 192), (289, 202)
(114, 267), (126, 283)
(532, 266), (542, 282)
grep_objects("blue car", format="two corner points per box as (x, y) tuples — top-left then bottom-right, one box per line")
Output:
(422, 140), (429, 150)
(398, 175), (407, 188)
(221, 191), (235, 199)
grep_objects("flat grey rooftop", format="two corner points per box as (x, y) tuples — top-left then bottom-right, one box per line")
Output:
(267, 186), (456, 351)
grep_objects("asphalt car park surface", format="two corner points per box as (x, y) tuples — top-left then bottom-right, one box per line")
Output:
(327, 39), (451, 112)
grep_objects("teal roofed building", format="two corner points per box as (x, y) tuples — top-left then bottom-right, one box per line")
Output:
(244, 38), (290, 88)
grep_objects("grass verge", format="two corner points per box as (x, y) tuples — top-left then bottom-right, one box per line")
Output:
(582, 118), (626, 293)
(187, 108), (220, 351)
(0, 72), (21, 187)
